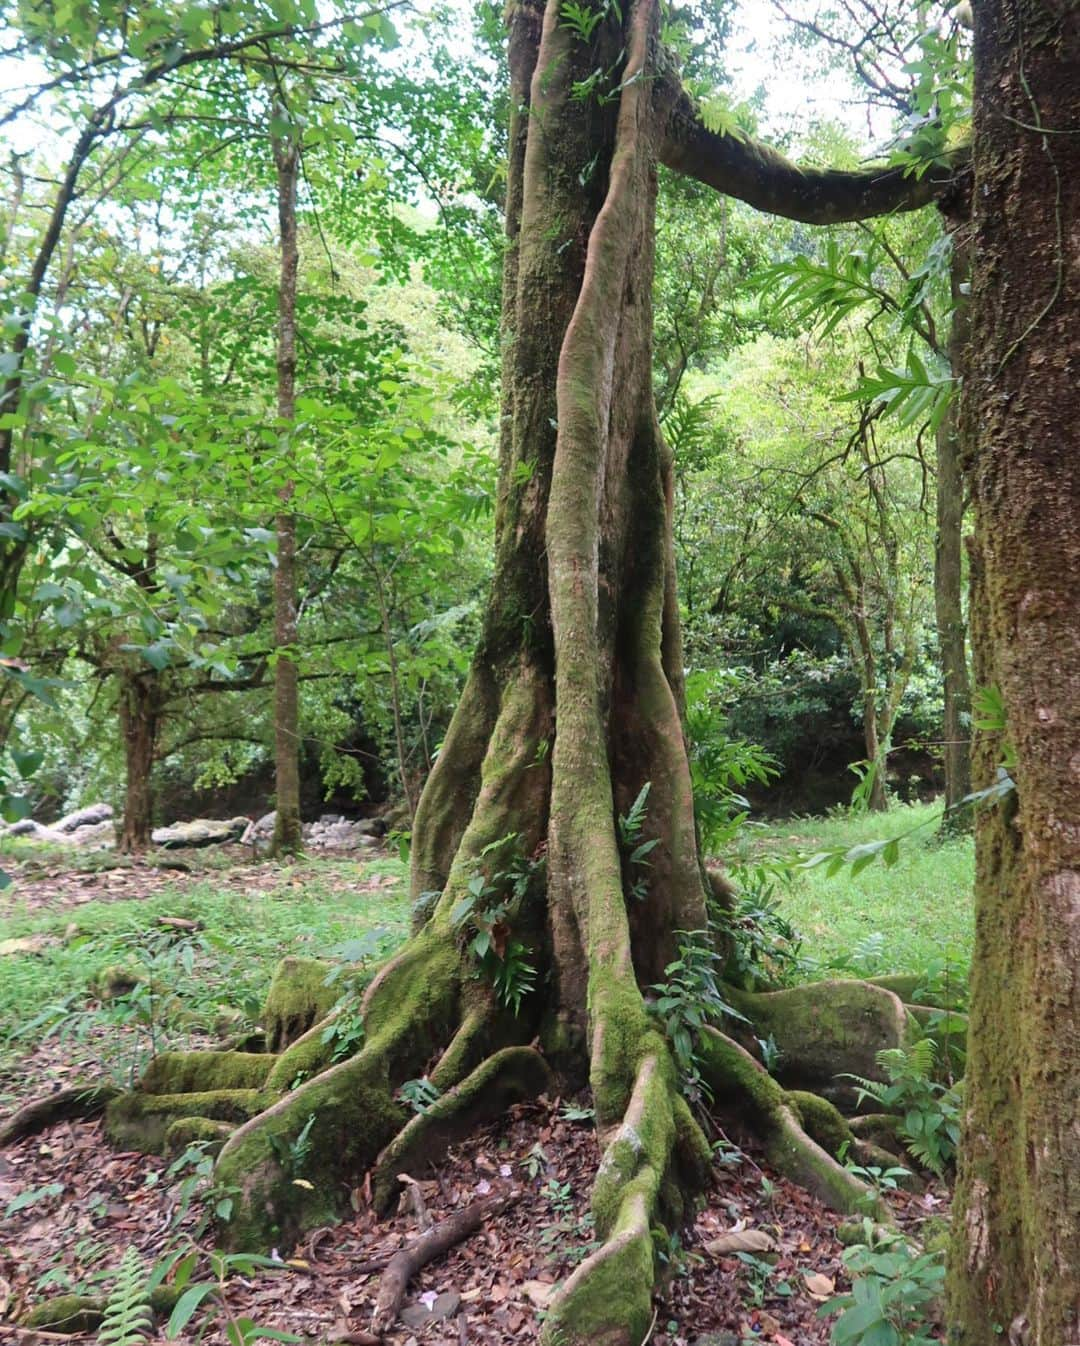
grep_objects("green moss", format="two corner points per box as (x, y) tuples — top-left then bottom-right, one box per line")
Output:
(216, 927), (463, 1251)
(542, 1199), (655, 1346)
(140, 1051), (275, 1095)
(22, 1295), (103, 1333)
(728, 979), (907, 1099)
(105, 1088), (266, 1153)
(262, 957), (339, 1052)
(788, 1090), (854, 1158)
(698, 1026), (785, 1121)
(164, 1116), (235, 1155)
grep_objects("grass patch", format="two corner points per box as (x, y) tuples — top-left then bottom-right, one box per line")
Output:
(738, 801), (974, 977)
(0, 854), (409, 1097)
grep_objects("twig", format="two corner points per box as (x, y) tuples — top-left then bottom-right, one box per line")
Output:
(369, 1190), (520, 1334)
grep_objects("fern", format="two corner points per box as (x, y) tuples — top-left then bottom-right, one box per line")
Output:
(842, 1040), (961, 1177)
(98, 1246), (151, 1345)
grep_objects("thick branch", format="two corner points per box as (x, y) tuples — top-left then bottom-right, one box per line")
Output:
(660, 86), (964, 224)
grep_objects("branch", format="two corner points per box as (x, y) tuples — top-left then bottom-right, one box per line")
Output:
(660, 85), (965, 224)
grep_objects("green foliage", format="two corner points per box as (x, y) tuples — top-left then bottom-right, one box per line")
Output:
(617, 782), (660, 902)
(397, 1076), (440, 1114)
(451, 834), (541, 1015)
(821, 1221), (945, 1346)
(714, 866), (807, 989)
(843, 1040), (962, 1177)
(98, 1246), (151, 1346)
(685, 671), (778, 855)
(648, 930), (746, 1106)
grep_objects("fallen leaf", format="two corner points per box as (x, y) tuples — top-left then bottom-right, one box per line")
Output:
(804, 1272), (835, 1300)
(704, 1229), (777, 1255)
(522, 1280), (557, 1308)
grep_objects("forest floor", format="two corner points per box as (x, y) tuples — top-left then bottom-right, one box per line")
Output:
(0, 808), (967, 1345)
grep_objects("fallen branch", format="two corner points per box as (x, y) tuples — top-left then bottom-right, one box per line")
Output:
(0, 1084), (120, 1147)
(369, 1189), (519, 1335)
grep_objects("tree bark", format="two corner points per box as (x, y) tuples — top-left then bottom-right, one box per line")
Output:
(270, 116), (303, 858)
(935, 211), (973, 832)
(118, 670), (163, 853)
(949, 5), (1080, 1343)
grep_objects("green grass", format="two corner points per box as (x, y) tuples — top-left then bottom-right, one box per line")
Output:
(0, 854), (410, 1089)
(738, 801), (974, 977)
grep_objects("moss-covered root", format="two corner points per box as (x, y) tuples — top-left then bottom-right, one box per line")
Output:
(699, 1028), (883, 1219)
(105, 1087), (267, 1154)
(727, 978), (909, 1103)
(788, 1089), (921, 1192)
(542, 1052), (709, 1346)
(865, 973), (967, 1012)
(262, 956), (340, 1052)
(372, 1046), (553, 1212)
(212, 926), (461, 1251)
(22, 1286), (187, 1333)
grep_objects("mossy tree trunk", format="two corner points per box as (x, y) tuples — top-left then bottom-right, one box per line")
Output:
(99, 5), (962, 1340)
(948, 5), (1080, 1344)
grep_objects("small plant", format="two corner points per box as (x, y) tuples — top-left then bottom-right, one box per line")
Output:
(715, 866), (807, 989)
(98, 1246), (151, 1345)
(4, 1180), (64, 1216)
(397, 1076), (441, 1114)
(736, 1251), (792, 1308)
(648, 929), (746, 1107)
(451, 834), (541, 1015)
(756, 1033), (782, 1073)
(267, 1113), (316, 1180)
(839, 1145), (912, 1210)
(843, 1039), (961, 1176)
(558, 1102), (595, 1123)
(157, 1245), (300, 1345)
(820, 1220), (944, 1346)
(542, 1178), (574, 1217)
(618, 782), (660, 902)
(520, 1141), (550, 1181)
(559, 0), (608, 43)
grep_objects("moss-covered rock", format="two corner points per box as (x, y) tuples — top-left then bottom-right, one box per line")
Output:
(21, 1294), (104, 1332)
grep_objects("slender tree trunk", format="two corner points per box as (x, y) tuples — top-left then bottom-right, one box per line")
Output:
(935, 212), (973, 833)
(270, 117), (302, 858)
(949, 6), (1080, 1343)
(118, 671), (162, 853)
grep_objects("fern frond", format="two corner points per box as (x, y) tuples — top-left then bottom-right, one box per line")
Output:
(98, 1245), (151, 1345)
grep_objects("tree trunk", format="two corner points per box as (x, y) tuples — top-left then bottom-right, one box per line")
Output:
(96, 8), (966, 1342)
(949, 5), (1080, 1343)
(118, 671), (162, 853)
(270, 117), (303, 858)
(935, 211), (973, 833)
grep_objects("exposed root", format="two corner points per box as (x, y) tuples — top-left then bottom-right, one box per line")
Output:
(699, 1028), (884, 1219)
(213, 926), (462, 1250)
(372, 1046), (553, 1212)
(727, 979), (909, 1105)
(21, 1287), (187, 1333)
(0, 1083), (119, 1147)
(105, 1087), (267, 1153)
(369, 1190), (520, 1335)
(262, 956), (339, 1052)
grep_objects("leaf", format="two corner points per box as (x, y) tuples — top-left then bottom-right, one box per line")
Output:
(167, 1283), (218, 1337)
(703, 1228), (776, 1255)
(804, 1271), (835, 1300)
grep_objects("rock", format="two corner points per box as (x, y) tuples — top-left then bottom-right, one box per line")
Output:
(54, 802), (113, 833)
(4, 819), (40, 837)
(3, 819), (68, 844)
(65, 820), (115, 849)
(303, 817), (380, 850)
(151, 817), (249, 849)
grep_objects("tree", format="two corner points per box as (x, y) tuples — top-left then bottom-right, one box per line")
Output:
(948, 4), (1080, 1343)
(99, 4), (959, 1341)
